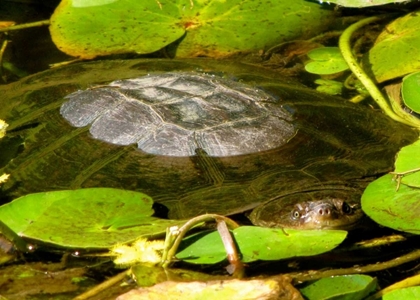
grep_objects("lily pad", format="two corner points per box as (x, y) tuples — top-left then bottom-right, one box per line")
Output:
(300, 275), (377, 300)
(402, 72), (420, 114)
(367, 11), (420, 83)
(50, 0), (334, 58)
(394, 139), (420, 188)
(361, 174), (420, 234)
(384, 286), (420, 300)
(321, 0), (409, 7)
(0, 188), (183, 249)
(176, 226), (347, 264)
(305, 47), (349, 75)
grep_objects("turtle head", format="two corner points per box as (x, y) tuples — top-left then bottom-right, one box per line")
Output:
(248, 191), (365, 230)
(286, 198), (363, 230)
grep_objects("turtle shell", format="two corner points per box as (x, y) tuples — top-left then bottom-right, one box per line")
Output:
(60, 72), (295, 157)
(0, 59), (417, 226)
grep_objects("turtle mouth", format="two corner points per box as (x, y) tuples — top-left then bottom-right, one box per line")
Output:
(289, 199), (363, 230)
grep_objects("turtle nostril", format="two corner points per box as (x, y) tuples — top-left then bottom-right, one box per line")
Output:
(318, 208), (331, 215)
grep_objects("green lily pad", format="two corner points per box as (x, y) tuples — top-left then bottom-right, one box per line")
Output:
(300, 275), (377, 300)
(50, 0), (334, 58)
(384, 286), (420, 300)
(0, 188), (183, 249)
(402, 72), (420, 114)
(305, 47), (349, 75)
(367, 11), (420, 83)
(176, 226), (347, 264)
(394, 139), (420, 188)
(320, 0), (409, 7)
(362, 174), (420, 234)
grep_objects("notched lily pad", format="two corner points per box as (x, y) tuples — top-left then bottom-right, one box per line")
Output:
(362, 174), (420, 234)
(176, 226), (347, 264)
(50, 0), (184, 59)
(305, 47), (349, 75)
(367, 11), (420, 83)
(50, 0), (334, 58)
(0, 188), (183, 249)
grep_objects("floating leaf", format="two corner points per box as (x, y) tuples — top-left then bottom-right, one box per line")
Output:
(362, 174), (420, 234)
(0, 188), (183, 249)
(319, 0), (409, 7)
(175, 230), (226, 264)
(384, 286), (420, 300)
(402, 72), (420, 114)
(300, 275), (377, 300)
(235, 226), (347, 262)
(367, 11), (420, 83)
(176, 226), (347, 264)
(394, 139), (420, 188)
(50, 0), (334, 58)
(305, 47), (349, 75)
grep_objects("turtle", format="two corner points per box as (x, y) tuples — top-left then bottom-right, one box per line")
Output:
(0, 59), (417, 229)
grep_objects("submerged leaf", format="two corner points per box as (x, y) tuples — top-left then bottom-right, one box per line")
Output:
(314, 79), (343, 95)
(130, 263), (229, 287)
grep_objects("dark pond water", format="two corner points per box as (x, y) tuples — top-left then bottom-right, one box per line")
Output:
(1, 1), (420, 299)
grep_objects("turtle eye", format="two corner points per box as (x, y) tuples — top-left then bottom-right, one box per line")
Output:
(342, 202), (352, 214)
(292, 210), (301, 219)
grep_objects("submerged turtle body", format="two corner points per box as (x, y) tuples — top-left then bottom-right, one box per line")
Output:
(0, 59), (417, 229)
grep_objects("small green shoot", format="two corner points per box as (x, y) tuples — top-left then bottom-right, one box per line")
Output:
(305, 47), (349, 75)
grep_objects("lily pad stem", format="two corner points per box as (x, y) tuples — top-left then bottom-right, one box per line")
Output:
(161, 214), (240, 268)
(339, 16), (419, 128)
(0, 20), (50, 32)
(365, 273), (420, 300)
(290, 248), (420, 283)
(73, 269), (129, 300)
(216, 220), (244, 278)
